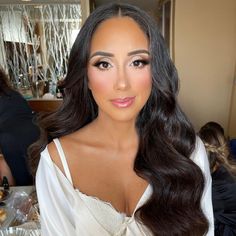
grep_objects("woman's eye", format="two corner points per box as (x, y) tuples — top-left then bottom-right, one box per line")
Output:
(131, 59), (150, 68)
(94, 61), (111, 70)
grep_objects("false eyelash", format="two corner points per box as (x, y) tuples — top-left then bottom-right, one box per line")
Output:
(93, 61), (109, 67)
(132, 59), (150, 66)
(138, 59), (150, 65)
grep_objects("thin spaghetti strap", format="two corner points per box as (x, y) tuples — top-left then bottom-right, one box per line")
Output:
(53, 138), (73, 185)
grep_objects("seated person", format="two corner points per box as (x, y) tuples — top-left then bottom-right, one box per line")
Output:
(199, 122), (236, 236)
(0, 67), (39, 186)
(230, 139), (236, 160)
(0, 151), (15, 186)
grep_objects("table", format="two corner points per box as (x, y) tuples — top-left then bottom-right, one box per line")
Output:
(0, 186), (38, 229)
(28, 98), (62, 112)
(7, 186), (35, 196)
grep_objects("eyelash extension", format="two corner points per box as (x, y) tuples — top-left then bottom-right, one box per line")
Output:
(93, 61), (110, 69)
(139, 59), (150, 65)
(132, 59), (150, 66)
(93, 61), (106, 66)
(92, 59), (150, 68)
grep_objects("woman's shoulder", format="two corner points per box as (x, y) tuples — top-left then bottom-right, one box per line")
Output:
(212, 166), (236, 183)
(1, 89), (24, 100)
(44, 131), (89, 171)
(0, 89), (32, 115)
(45, 137), (68, 175)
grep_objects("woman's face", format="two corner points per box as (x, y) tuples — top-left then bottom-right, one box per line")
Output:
(87, 16), (152, 123)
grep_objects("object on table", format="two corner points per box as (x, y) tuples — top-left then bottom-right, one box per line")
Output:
(0, 189), (10, 202)
(0, 227), (40, 235)
(2, 176), (9, 190)
(0, 207), (7, 222)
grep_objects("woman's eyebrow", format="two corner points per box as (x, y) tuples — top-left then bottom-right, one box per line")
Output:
(89, 49), (149, 59)
(127, 49), (150, 56)
(89, 51), (114, 59)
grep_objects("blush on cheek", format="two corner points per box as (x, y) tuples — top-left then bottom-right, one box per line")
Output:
(88, 69), (111, 93)
(131, 71), (152, 91)
(141, 76), (152, 88)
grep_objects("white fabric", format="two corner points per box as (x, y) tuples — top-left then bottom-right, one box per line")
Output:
(36, 136), (214, 236)
(53, 138), (73, 184)
(190, 137), (214, 236)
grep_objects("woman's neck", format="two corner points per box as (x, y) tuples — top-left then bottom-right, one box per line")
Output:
(91, 116), (139, 150)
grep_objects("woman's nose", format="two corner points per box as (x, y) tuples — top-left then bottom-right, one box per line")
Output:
(113, 67), (131, 91)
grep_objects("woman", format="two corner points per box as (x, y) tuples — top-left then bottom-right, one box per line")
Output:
(0, 67), (39, 185)
(30, 3), (213, 235)
(199, 122), (236, 236)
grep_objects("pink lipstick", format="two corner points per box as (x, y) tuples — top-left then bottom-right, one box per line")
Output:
(110, 96), (135, 108)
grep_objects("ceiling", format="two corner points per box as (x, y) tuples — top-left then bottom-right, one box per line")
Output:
(0, 0), (163, 23)
(0, 0), (162, 15)
(0, 0), (80, 4)
(91, 0), (161, 15)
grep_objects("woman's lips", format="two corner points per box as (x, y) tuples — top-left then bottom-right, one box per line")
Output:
(110, 96), (135, 108)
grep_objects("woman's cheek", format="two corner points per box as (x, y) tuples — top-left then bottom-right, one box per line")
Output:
(88, 69), (112, 93)
(130, 69), (152, 90)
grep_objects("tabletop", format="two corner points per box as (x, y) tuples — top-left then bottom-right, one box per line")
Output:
(0, 186), (40, 235)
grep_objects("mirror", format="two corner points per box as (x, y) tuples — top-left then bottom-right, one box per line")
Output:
(0, 2), (82, 98)
(0, 0), (174, 98)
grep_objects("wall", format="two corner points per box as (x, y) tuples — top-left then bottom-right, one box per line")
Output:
(174, 0), (236, 136)
(228, 65), (236, 138)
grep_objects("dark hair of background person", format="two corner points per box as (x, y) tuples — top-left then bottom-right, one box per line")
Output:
(199, 121), (236, 176)
(201, 121), (225, 136)
(0, 67), (12, 95)
(29, 3), (208, 235)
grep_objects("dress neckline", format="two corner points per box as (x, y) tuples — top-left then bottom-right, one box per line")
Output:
(52, 159), (151, 218)
(48, 140), (152, 218)
(76, 184), (151, 218)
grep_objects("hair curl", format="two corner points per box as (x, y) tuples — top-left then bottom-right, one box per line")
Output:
(199, 121), (236, 176)
(29, 3), (208, 235)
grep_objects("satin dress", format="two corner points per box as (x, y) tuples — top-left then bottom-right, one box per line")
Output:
(36, 137), (214, 235)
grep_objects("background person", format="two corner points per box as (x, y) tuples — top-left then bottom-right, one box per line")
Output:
(0, 149), (15, 185)
(199, 121), (236, 235)
(0, 67), (39, 186)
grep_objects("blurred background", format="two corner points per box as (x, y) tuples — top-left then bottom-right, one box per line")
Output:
(0, 0), (235, 138)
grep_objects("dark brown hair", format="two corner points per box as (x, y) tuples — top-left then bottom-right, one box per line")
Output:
(29, 3), (208, 235)
(0, 67), (12, 95)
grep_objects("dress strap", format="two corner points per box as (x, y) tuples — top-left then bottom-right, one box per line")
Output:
(53, 138), (73, 185)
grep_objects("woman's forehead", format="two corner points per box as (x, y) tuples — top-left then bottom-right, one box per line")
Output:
(89, 16), (149, 53)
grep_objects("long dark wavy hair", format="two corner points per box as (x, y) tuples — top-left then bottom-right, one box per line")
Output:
(29, 3), (209, 235)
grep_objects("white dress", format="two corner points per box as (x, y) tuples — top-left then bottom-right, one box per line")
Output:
(36, 137), (214, 236)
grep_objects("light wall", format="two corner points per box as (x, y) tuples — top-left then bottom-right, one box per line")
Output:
(174, 0), (236, 137)
(228, 68), (236, 138)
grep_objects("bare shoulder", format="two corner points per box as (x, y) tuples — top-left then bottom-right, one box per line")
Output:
(47, 123), (101, 178)
(46, 132), (85, 176)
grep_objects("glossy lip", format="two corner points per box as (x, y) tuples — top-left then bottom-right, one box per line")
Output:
(110, 96), (135, 108)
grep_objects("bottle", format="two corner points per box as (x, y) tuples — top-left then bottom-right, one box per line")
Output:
(56, 87), (63, 99)
(2, 176), (9, 190)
